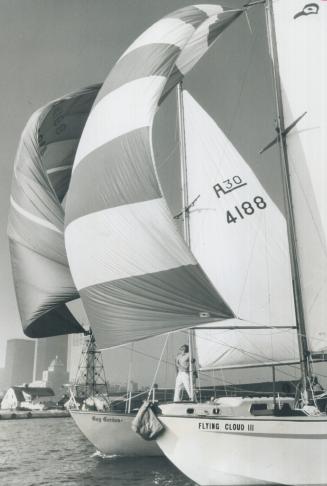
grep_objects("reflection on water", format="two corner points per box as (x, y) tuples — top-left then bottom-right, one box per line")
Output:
(0, 417), (196, 486)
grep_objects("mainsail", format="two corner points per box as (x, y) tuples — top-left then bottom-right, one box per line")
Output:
(182, 90), (299, 370)
(65, 5), (246, 349)
(8, 85), (100, 338)
(270, 0), (327, 353)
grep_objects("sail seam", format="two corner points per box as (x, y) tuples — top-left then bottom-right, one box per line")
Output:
(10, 196), (63, 234)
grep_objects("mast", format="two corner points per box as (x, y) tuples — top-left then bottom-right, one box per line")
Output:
(265, 0), (312, 400)
(177, 81), (190, 245)
(177, 81), (195, 401)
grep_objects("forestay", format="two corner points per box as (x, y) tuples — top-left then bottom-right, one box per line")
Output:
(65, 5), (244, 349)
(271, 0), (327, 353)
(8, 85), (100, 337)
(183, 91), (298, 369)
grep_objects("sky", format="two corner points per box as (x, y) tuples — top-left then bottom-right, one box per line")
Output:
(1, 0), (324, 387)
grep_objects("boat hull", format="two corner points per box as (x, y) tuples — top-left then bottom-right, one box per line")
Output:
(70, 410), (161, 456)
(157, 407), (327, 485)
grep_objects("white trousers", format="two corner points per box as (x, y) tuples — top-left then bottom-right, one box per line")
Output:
(174, 371), (191, 402)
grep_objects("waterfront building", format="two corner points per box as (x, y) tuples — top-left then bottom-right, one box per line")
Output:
(4, 339), (35, 388)
(1, 386), (54, 410)
(41, 356), (69, 401)
(33, 335), (68, 381)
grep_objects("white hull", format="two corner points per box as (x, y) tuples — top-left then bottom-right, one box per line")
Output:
(157, 404), (327, 485)
(70, 410), (161, 456)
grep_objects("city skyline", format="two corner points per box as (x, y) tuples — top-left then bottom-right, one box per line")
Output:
(0, 335), (70, 392)
(33, 335), (68, 381)
(2, 338), (35, 390)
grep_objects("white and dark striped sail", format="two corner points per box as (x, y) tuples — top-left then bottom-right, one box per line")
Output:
(8, 85), (100, 337)
(65, 5), (245, 349)
(182, 90), (299, 369)
(271, 0), (327, 353)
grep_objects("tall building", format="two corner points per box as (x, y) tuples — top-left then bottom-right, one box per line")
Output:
(33, 335), (68, 381)
(42, 356), (69, 400)
(67, 333), (85, 382)
(4, 339), (35, 388)
(0, 368), (5, 394)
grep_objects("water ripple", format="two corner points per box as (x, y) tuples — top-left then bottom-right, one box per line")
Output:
(0, 417), (196, 486)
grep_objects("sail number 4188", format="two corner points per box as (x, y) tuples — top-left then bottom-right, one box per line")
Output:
(226, 196), (267, 224)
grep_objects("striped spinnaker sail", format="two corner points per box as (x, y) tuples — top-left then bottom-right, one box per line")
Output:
(8, 85), (100, 337)
(65, 5), (243, 349)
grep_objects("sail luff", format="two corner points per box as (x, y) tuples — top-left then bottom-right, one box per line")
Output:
(265, 0), (312, 393)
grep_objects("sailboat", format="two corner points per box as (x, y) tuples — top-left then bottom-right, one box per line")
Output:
(69, 332), (163, 456)
(156, 87), (327, 485)
(7, 84), (162, 456)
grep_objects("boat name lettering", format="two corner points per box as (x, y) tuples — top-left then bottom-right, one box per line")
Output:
(224, 422), (245, 431)
(198, 421), (220, 430)
(226, 196), (267, 224)
(92, 416), (102, 423)
(91, 416), (123, 423)
(199, 421), (254, 432)
(102, 417), (123, 423)
(213, 176), (247, 198)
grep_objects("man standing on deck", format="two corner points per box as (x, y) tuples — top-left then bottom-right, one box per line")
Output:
(174, 344), (195, 402)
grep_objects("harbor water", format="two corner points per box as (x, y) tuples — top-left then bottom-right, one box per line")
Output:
(0, 417), (195, 486)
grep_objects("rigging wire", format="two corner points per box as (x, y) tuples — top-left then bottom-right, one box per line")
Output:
(227, 25), (259, 139)
(125, 343), (134, 413)
(119, 327), (325, 381)
(156, 143), (178, 170)
(212, 368), (217, 399)
(118, 330), (326, 396)
(147, 334), (170, 400)
(182, 327), (298, 368)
